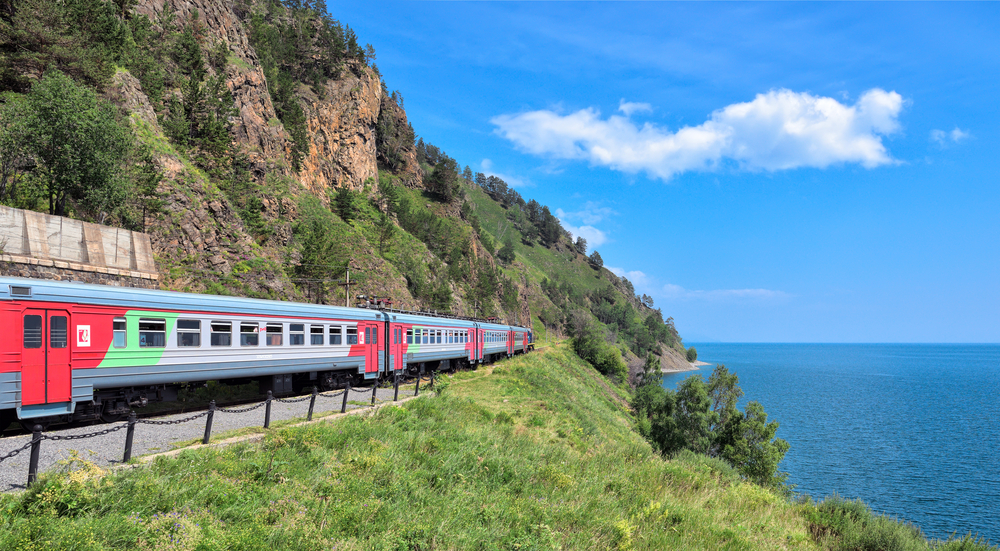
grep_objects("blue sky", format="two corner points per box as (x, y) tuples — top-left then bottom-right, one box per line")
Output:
(335, 2), (999, 343)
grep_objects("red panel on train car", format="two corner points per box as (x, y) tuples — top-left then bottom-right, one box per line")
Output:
(390, 325), (403, 371)
(21, 309), (46, 405)
(47, 310), (72, 402)
(367, 323), (380, 374)
(20, 308), (71, 405)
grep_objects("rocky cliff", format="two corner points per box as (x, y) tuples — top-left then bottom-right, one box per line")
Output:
(110, 0), (499, 316)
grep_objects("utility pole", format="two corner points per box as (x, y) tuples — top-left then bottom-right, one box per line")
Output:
(344, 269), (350, 307)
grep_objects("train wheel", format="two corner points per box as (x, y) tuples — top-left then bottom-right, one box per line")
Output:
(101, 411), (127, 423)
(20, 418), (52, 432)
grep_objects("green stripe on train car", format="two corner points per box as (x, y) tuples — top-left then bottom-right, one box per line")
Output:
(97, 311), (179, 368)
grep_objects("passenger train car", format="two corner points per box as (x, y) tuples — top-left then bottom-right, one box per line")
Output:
(0, 277), (532, 430)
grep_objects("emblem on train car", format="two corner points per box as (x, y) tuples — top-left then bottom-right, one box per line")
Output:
(77, 325), (91, 347)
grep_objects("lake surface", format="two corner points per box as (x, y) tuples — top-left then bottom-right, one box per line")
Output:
(663, 343), (1000, 543)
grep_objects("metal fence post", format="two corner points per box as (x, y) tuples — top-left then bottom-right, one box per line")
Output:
(27, 424), (42, 486)
(307, 386), (317, 421)
(371, 380), (378, 406)
(393, 372), (400, 401)
(341, 382), (351, 414)
(123, 412), (137, 463)
(203, 400), (215, 445)
(415, 366), (423, 397)
(264, 391), (273, 429)
(430, 370), (435, 390)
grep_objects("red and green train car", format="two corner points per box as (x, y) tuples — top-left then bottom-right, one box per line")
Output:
(0, 277), (532, 430)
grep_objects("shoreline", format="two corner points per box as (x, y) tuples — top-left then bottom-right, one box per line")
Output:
(661, 360), (710, 374)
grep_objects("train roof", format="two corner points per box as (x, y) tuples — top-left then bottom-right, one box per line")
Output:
(0, 277), (383, 321)
(0, 277), (532, 331)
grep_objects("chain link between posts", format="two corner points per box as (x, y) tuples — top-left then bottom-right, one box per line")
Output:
(41, 422), (129, 441)
(136, 410), (211, 425)
(216, 401), (269, 414)
(0, 441), (34, 465)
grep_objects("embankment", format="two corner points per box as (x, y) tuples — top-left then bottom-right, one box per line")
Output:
(0, 344), (816, 549)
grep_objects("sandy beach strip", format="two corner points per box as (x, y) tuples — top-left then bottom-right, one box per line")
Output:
(661, 360), (710, 374)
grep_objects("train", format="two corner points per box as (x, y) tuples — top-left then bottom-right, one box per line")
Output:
(0, 276), (533, 431)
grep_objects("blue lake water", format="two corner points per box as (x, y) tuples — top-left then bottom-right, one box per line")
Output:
(662, 343), (1000, 543)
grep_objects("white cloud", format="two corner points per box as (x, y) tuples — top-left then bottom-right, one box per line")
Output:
(561, 221), (608, 247)
(618, 99), (652, 117)
(660, 283), (789, 301)
(610, 265), (788, 303)
(480, 158), (533, 188)
(607, 267), (650, 288)
(930, 127), (970, 147)
(491, 88), (904, 180)
(556, 201), (616, 247)
(555, 201), (617, 225)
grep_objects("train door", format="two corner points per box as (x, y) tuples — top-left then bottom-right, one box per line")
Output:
(507, 330), (514, 356)
(467, 326), (474, 363)
(388, 322), (402, 372)
(472, 325), (480, 363)
(21, 309), (71, 406)
(361, 322), (380, 378)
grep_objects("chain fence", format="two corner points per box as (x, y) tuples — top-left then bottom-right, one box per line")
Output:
(3, 372), (435, 487)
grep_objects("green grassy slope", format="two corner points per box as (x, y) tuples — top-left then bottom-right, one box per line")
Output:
(0, 345), (817, 550)
(465, 185), (606, 297)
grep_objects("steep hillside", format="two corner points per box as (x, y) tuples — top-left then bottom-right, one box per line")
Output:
(0, 0), (688, 368)
(0, 345), (821, 550)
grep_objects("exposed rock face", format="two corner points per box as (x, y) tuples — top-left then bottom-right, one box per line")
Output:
(134, 0), (292, 179)
(299, 65), (382, 195)
(108, 71), (158, 129)
(99, 0), (525, 320)
(377, 92), (423, 188)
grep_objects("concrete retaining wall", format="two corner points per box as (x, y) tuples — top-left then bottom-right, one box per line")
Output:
(0, 206), (158, 286)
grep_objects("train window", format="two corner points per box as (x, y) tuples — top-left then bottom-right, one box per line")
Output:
(290, 324), (305, 346)
(240, 323), (259, 346)
(113, 317), (127, 348)
(211, 322), (232, 346)
(266, 323), (283, 346)
(24, 315), (42, 349)
(365, 327), (370, 346)
(330, 326), (343, 345)
(177, 319), (201, 347)
(406, 329), (412, 344)
(346, 327), (358, 345)
(310, 325), (324, 345)
(447, 331), (452, 344)
(437, 330), (442, 344)
(138, 319), (166, 348)
(49, 316), (68, 348)
(372, 327), (378, 345)
(422, 330), (429, 345)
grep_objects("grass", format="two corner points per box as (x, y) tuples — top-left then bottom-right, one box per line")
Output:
(0, 345), (993, 550)
(464, 186), (604, 297)
(0, 346), (814, 550)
